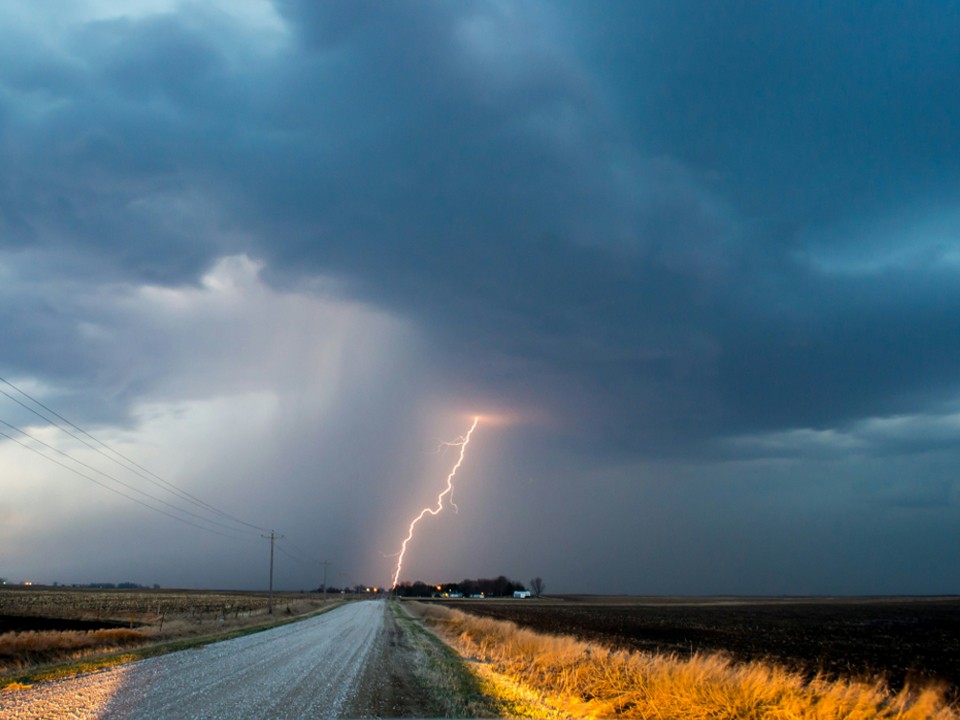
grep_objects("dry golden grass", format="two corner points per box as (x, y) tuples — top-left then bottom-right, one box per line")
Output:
(0, 628), (149, 669)
(411, 602), (957, 719)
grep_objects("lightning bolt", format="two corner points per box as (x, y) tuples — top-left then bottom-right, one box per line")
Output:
(391, 416), (480, 590)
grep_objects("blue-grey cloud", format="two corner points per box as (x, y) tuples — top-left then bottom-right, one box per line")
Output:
(2, 0), (959, 593)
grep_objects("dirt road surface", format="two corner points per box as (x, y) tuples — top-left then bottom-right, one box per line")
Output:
(1, 600), (421, 719)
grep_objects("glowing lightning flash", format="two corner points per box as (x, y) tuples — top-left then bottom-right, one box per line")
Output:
(391, 416), (480, 590)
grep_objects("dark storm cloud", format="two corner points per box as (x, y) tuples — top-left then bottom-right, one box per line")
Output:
(717, 265), (960, 434)
(249, 1), (960, 453)
(3, 0), (960, 594)
(0, 10), (248, 286)
(574, 2), (960, 223)
(3, 0), (960, 454)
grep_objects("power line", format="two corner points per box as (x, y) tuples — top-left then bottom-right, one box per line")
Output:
(274, 542), (332, 599)
(0, 375), (271, 534)
(0, 417), (262, 539)
(0, 426), (258, 541)
(277, 536), (327, 566)
(274, 544), (309, 566)
(0, 378), (268, 532)
(0, 374), (303, 601)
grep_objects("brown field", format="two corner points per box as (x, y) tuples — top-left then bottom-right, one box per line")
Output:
(0, 586), (333, 680)
(415, 601), (958, 719)
(438, 595), (960, 700)
(1, 587), (273, 625)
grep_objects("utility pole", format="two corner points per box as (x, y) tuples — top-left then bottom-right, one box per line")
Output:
(262, 530), (283, 614)
(320, 561), (331, 602)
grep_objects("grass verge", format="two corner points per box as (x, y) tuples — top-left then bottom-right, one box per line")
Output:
(410, 602), (958, 719)
(390, 601), (505, 717)
(1, 602), (343, 691)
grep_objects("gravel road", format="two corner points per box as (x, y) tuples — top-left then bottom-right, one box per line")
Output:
(2, 600), (387, 719)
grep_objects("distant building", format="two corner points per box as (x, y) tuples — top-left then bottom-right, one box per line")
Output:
(513, 590), (531, 598)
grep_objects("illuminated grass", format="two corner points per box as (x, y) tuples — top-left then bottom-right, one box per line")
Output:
(0, 627), (149, 666)
(411, 602), (958, 719)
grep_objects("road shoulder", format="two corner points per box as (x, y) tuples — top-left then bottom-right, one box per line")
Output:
(344, 600), (500, 718)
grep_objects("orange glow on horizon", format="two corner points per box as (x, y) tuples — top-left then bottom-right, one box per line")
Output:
(466, 410), (524, 428)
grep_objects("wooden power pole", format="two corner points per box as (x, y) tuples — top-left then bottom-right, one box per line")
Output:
(263, 530), (283, 613)
(320, 561), (331, 602)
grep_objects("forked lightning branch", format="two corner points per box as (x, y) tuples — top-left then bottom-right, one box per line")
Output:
(391, 416), (480, 589)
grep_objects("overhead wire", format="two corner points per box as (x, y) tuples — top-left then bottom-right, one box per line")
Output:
(0, 375), (336, 577)
(275, 536), (329, 570)
(274, 543), (313, 567)
(274, 540), (332, 590)
(0, 426), (257, 541)
(0, 375), (272, 535)
(0, 417), (262, 540)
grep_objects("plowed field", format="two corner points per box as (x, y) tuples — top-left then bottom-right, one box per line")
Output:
(442, 596), (960, 698)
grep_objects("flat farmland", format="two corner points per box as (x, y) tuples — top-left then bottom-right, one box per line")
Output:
(1, 587), (274, 626)
(0, 587), (333, 683)
(441, 596), (960, 698)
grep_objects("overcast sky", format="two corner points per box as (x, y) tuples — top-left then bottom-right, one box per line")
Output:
(2, 1), (959, 595)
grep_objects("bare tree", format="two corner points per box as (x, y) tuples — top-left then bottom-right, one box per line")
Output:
(530, 577), (545, 598)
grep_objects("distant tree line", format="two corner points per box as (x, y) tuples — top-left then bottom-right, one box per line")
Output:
(394, 576), (527, 598)
(530, 577), (545, 597)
